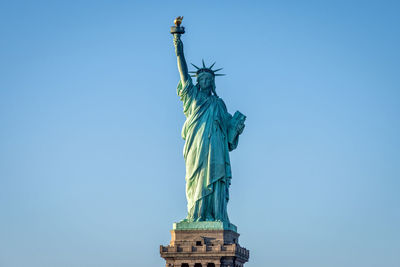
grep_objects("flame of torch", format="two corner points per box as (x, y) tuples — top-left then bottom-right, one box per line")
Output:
(174, 16), (183, 27)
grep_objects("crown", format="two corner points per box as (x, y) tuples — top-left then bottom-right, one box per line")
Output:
(189, 60), (226, 78)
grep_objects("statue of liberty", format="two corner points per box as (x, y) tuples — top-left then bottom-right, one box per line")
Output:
(171, 17), (246, 223)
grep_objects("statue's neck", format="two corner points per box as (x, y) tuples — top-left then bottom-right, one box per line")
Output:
(199, 88), (211, 96)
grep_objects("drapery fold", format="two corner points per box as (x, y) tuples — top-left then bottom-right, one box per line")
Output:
(177, 78), (239, 222)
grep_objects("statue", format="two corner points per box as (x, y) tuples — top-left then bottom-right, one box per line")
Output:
(171, 17), (246, 223)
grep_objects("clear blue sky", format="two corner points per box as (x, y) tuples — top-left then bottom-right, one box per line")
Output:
(1, 1), (399, 267)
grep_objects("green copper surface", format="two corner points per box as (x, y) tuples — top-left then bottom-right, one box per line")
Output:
(172, 20), (246, 224)
(173, 221), (238, 232)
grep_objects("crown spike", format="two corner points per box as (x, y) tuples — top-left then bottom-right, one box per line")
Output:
(191, 63), (200, 69)
(191, 60), (225, 78)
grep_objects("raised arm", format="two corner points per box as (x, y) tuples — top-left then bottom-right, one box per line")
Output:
(173, 34), (189, 87)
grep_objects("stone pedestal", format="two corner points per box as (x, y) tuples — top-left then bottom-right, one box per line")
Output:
(160, 222), (249, 267)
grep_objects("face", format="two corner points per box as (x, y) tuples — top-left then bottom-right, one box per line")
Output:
(197, 73), (214, 92)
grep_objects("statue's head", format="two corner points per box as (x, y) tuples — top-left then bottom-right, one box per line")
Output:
(197, 72), (215, 95)
(190, 60), (225, 97)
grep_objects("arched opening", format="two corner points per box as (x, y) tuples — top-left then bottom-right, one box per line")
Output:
(207, 264), (215, 267)
(194, 264), (202, 267)
(181, 264), (189, 267)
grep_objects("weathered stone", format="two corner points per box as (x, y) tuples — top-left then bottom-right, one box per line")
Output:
(160, 228), (249, 267)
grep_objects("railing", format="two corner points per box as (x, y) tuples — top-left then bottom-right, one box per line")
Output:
(160, 244), (249, 258)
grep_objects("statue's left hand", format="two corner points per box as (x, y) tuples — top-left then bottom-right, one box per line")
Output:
(237, 121), (245, 135)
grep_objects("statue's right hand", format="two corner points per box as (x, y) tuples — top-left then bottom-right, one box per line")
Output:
(173, 35), (183, 56)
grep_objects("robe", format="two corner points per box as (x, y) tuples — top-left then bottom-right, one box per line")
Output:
(177, 77), (239, 222)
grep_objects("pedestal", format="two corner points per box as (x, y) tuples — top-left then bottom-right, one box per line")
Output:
(160, 222), (249, 267)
